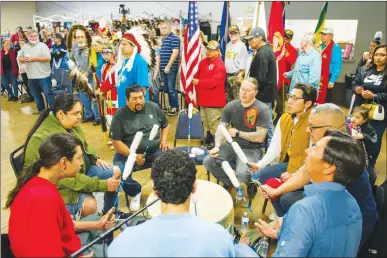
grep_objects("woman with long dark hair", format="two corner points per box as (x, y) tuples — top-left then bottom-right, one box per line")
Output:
(22, 93), (130, 219)
(356, 39), (381, 73)
(7, 133), (84, 256)
(352, 44), (387, 167)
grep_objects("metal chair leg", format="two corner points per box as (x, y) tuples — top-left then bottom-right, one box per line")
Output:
(262, 199), (268, 214)
(125, 194), (130, 209)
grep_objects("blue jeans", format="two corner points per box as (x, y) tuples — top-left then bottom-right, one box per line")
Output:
(113, 149), (162, 196)
(66, 192), (94, 218)
(29, 76), (55, 111)
(2, 69), (18, 97)
(162, 70), (179, 109)
(369, 120), (387, 167)
(263, 102), (274, 146)
(76, 75), (100, 120)
(86, 165), (117, 212)
(203, 143), (263, 185)
(272, 190), (304, 217)
(252, 162), (288, 184)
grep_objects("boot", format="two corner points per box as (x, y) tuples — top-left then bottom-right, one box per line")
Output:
(204, 131), (212, 145)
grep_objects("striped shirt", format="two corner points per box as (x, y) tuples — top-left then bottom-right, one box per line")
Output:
(160, 32), (180, 71)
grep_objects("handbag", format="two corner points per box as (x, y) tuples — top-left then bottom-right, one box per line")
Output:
(361, 102), (385, 121)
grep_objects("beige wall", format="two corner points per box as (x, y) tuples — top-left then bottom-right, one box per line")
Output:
(1, 2), (36, 34)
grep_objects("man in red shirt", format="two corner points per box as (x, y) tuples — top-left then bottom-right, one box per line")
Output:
(7, 134), (114, 257)
(275, 29), (298, 124)
(193, 41), (227, 149)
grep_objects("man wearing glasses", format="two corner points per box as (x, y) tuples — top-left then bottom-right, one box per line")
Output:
(317, 27), (342, 104)
(256, 103), (378, 249)
(248, 83), (317, 219)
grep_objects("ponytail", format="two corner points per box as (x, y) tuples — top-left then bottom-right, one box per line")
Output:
(4, 161), (42, 209)
(6, 133), (82, 209)
(21, 108), (51, 167)
(21, 93), (81, 167)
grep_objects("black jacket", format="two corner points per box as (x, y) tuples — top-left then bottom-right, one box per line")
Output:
(249, 44), (277, 103)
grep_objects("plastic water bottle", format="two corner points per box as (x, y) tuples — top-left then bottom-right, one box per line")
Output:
(257, 236), (269, 258)
(241, 212), (249, 233)
(235, 191), (243, 205)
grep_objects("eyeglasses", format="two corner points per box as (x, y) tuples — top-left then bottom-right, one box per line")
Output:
(307, 123), (332, 132)
(374, 53), (387, 57)
(287, 94), (304, 101)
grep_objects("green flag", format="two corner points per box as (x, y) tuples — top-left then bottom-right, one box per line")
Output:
(314, 2), (328, 45)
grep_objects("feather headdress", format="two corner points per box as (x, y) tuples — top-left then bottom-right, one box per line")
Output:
(116, 26), (156, 78)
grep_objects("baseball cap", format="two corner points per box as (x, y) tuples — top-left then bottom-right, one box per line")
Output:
(284, 29), (294, 39)
(245, 27), (266, 40)
(229, 25), (240, 33)
(321, 27), (334, 35)
(206, 40), (220, 50)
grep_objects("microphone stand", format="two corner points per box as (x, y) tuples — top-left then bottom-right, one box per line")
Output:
(70, 198), (160, 258)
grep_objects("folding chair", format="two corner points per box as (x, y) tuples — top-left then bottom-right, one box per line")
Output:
(52, 69), (73, 95)
(10, 145), (25, 178)
(1, 234), (14, 258)
(174, 109), (208, 165)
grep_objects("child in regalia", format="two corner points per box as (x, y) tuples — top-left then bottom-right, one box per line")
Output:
(95, 43), (118, 149)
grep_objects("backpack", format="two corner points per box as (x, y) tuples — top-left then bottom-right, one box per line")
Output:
(358, 179), (387, 258)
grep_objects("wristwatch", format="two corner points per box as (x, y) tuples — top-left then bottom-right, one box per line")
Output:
(236, 130), (240, 138)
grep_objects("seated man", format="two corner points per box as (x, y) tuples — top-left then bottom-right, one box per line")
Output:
(11, 134), (114, 257)
(256, 132), (364, 257)
(23, 93), (129, 219)
(203, 77), (270, 190)
(108, 149), (257, 257)
(249, 83), (317, 186)
(110, 85), (169, 211)
(258, 103), (378, 248)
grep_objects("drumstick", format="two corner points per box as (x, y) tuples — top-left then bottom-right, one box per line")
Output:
(123, 131), (143, 180)
(218, 124), (233, 144)
(143, 124), (160, 157)
(222, 161), (252, 212)
(231, 142), (251, 169)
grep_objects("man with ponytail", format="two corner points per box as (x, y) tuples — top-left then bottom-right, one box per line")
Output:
(7, 134), (111, 257)
(23, 93), (132, 219)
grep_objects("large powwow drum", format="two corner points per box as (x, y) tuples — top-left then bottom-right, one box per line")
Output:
(147, 179), (234, 233)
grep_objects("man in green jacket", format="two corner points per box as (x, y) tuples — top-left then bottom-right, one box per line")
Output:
(23, 93), (132, 218)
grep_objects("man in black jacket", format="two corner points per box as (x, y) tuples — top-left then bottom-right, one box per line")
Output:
(245, 27), (276, 145)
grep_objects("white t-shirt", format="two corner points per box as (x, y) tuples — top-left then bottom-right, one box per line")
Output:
(225, 41), (248, 74)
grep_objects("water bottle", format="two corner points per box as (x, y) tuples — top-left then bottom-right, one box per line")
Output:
(235, 191), (243, 205)
(241, 212), (249, 233)
(257, 236), (269, 258)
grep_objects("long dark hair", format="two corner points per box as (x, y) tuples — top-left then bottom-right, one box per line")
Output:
(5, 133), (81, 208)
(21, 93), (81, 167)
(54, 33), (67, 50)
(366, 44), (387, 86)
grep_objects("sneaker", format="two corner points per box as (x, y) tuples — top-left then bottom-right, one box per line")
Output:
(168, 107), (178, 116)
(130, 192), (142, 211)
(11, 96), (19, 102)
(162, 106), (170, 113)
(107, 140), (113, 145)
(268, 211), (279, 221)
(93, 119), (101, 126)
(110, 145), (115, 150)
(81, 117), (94, 123)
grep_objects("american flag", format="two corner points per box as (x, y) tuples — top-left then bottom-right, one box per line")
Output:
(180, 1), (202, 107)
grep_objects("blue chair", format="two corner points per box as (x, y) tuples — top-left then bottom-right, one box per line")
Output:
(52, 69), (73, 95)
(174, 109), (208, 165)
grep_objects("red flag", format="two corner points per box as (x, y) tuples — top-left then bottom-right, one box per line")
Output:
(267, 1), (285, 90)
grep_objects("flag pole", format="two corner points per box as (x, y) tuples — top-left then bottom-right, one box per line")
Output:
(255, 0), (262, 27)
(225, 1), (230, 47)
